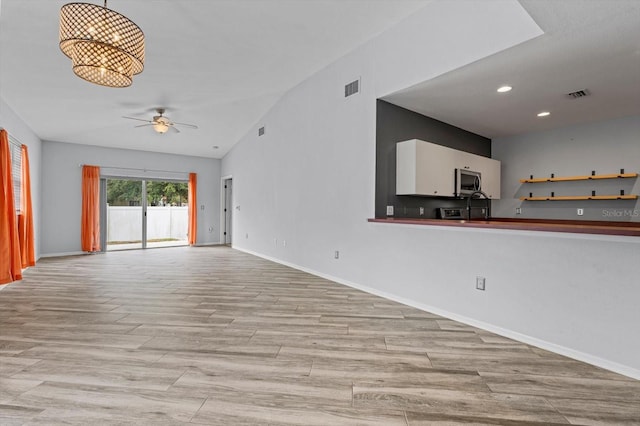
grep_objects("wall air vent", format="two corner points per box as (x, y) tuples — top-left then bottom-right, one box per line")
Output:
(258, 126), (265, 136)
(566, 89), (590, 99)
(345, 79), (360, 98)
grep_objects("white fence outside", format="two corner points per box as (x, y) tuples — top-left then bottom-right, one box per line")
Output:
(107, 206), (188, 242)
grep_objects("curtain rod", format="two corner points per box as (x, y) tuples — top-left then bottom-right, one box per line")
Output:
(0, 127), (23, 147)
(78, 164), (189, 175)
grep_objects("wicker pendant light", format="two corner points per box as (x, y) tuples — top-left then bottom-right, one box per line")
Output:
(59, 1), (145, 88)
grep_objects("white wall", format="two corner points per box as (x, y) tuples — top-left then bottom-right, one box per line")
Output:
(41, 141), (221, 255)
(0, 97), (42, 259)
(221, 1), (640, 378)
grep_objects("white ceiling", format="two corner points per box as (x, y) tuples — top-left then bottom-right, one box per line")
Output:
(2, 1), (639, 158)
(0, 0), (429, 158)
(383, 0), (640, 140)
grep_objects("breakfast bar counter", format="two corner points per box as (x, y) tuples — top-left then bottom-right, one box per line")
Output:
(368, 217), (640, 237)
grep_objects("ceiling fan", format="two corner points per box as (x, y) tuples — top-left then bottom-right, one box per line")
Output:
(123, 108), (198, 134)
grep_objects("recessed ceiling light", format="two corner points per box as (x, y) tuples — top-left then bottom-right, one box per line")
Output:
(497, 85), (512, 93)
(537, 111), (550, 117)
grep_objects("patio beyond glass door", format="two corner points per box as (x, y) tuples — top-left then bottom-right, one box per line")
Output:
(106, 178), (188, 251)
(145, 180), (189, 249)
(106, 179), (143, 251)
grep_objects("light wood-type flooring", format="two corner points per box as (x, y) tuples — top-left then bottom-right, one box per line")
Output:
(1, 246), (638, 425)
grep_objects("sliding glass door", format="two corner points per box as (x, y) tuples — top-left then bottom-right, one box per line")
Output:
(105, 178), (188, 251)
(145, 180), (189, 249)
(106, 179), (143, 251)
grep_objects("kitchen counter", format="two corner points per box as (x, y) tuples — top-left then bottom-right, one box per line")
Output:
(368, 217), (640, 237)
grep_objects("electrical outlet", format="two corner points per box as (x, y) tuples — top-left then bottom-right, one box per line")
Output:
(334, 250), (340, 259)
(200, 205), (205, 210)
(419, 207), (425, 216)
(283, 240), (286, 247)
(476, 276), (486, 291)
(515, 207), (522, 215)
(386, 205), (394, 216)
(208, 226), (213, 233)
(577, 208), (584, 216)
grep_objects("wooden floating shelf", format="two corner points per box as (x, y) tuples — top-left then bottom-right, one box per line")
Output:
(520, 195), (638, 201)
(520, 173), (638, 183)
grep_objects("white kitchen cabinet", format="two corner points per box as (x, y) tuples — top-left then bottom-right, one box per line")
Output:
(397, 139), (457, 196)
(396, 139), (501, 198)
(477, 157), (501, 199)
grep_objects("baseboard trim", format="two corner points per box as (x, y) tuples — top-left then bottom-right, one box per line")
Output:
(40, 244), (222, 257)
(234, 247), (640, 380)
(39, 251), (87, 258)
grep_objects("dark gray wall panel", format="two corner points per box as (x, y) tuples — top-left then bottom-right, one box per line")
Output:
(375, 100), (491, 218)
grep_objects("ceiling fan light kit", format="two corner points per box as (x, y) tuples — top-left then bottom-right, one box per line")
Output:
(123, 108), (199, 134)
(59, 1), (145, 88)
(153, 117), (170, 134)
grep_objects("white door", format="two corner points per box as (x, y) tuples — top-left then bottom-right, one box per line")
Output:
(224, 178), (233, 244)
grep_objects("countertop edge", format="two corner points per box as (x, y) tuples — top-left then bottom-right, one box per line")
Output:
(367, 218), (640, 237)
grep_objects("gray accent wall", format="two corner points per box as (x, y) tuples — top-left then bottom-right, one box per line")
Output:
(492, 115), (640, 222)
(375, 100), (491, 218)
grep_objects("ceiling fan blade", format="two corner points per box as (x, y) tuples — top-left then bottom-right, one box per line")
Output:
(123, 116), (153, 123)
(172, 122), (198, 129)
(170, 125), (181, 134)
(134, 123), (154, 128)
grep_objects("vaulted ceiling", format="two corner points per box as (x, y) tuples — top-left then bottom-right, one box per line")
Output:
(0, 0), (429, 158)
(1, 1), (639, 159)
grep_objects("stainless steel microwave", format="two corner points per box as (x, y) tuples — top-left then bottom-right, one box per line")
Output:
(455, 168), (481, 197)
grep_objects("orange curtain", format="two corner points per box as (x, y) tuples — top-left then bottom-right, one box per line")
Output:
(188, 172), (197, 245)
(81, 165), (101, 252)
(0, 130), (22, 284)
(19, 144), (35, 268)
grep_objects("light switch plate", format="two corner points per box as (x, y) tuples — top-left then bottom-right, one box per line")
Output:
(386, 205), (394, 216)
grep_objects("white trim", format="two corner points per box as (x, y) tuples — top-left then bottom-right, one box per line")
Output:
(234, 246), (640, 380)
(220, 175), (232, 245)
(194, 242), (222, 247)
(39, 251), (87, 258)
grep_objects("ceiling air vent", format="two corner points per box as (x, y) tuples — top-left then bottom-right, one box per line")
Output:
(345, 79), (360, 98)
(258, 126), (265, 136)
(566, 89), (590, 99)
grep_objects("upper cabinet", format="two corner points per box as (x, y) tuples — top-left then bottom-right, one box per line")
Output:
(471, 155), (501, 199)
(396, 139), (501, 199)
(396, 139), (456, 197)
